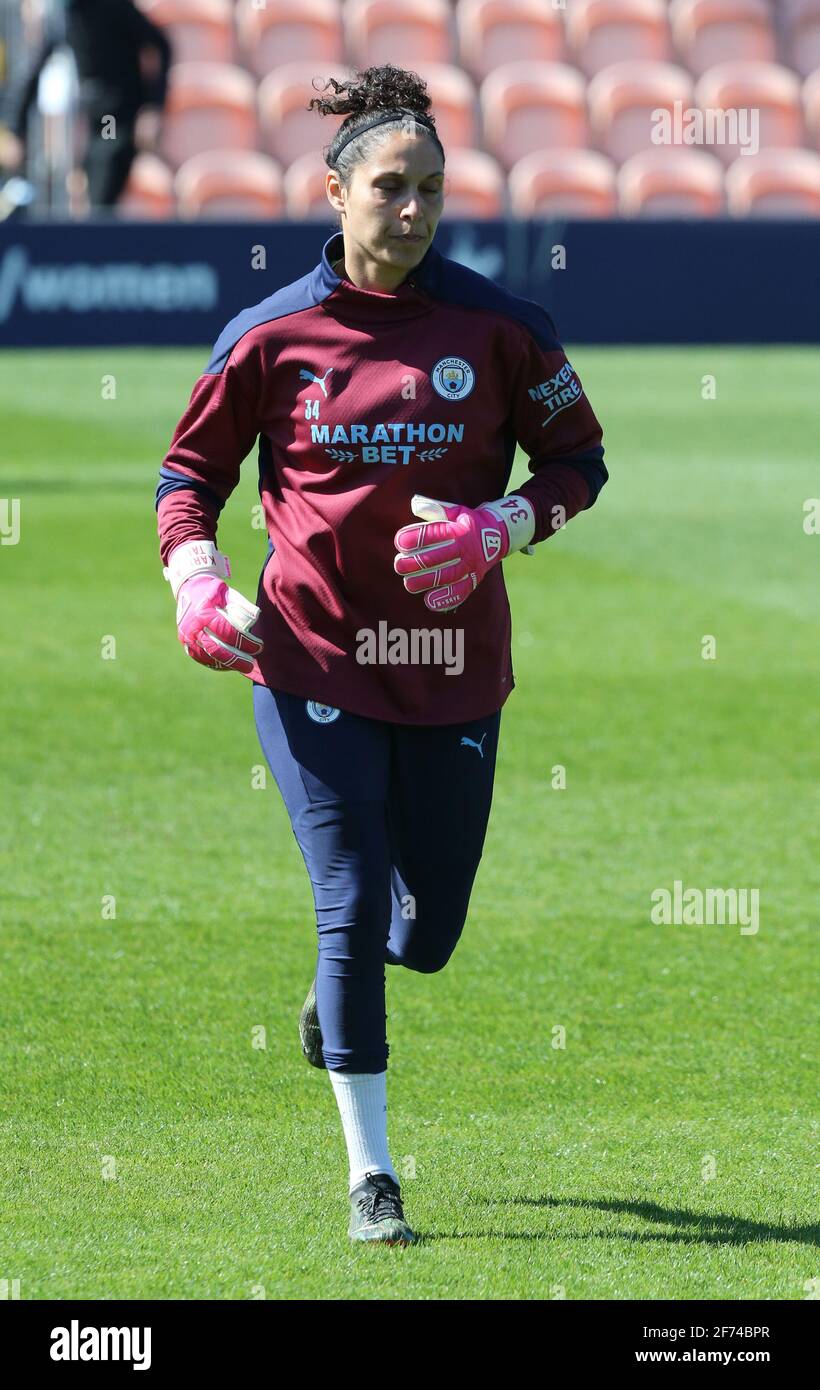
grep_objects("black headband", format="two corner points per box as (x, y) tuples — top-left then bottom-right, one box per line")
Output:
(330, 107), (443, 164)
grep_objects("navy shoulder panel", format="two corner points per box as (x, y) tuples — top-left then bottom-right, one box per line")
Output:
(421, 247), (606, 511)
(418, 247), (563, 354)
(204, 266), (326, 374)
(204, 233), (564, 375)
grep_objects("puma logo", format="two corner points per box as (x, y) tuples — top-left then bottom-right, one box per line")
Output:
(460, 733), (487, 758)
(299, 367), (334, 398)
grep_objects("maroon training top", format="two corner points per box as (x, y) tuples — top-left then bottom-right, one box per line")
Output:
(156, 230), (607, 724)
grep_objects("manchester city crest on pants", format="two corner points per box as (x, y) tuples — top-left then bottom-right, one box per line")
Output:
(431, 356), (475, 401)
(306, 700), (341, 724)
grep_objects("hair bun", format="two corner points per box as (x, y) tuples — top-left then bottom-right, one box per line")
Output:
(307, 63), (434, 124)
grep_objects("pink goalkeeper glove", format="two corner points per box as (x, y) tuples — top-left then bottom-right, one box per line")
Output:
(394, 493), (535, 612)
(164, 540), (263, 675)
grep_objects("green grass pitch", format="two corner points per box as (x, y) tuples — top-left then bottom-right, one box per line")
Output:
(0, 346), (817, 1300)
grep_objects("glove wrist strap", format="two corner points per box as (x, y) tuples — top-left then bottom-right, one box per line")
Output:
(482, 495), (536, 555)
(163, 539), (231, 599)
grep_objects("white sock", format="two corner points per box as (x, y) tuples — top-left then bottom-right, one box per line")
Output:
(327, 1070), (399, 1193)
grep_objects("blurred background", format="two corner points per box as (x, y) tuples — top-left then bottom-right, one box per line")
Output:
(2, 0), (820, 348)
(1, 0), (820, 345)
(2, 0), (820, 222)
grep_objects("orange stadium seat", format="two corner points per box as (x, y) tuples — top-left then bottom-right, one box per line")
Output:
(435, 147), (506, 217)
(587, 61), (695, 164)
(409, 63), (479, 151)
(617, 146), (725, 214)
(480, 62), (588, 171)
(283, 149), (341, 219)
(344, 0), (456, 69)
(566, 0), (671, 80)
(139, 0), (236, 65)
(508, 149), (618, 216)
(455, 0), (565, 85)
(786, 0), (820, 80)
(175, 149), (285, 217)
(161, 61), (257, 169)
(258, 63), (354, 167)
(235, 0), (344, 82)
(669, 0), (776, 80)
(802, 67), (820, 149)
(694, 62), (804, 165)
(724, 147), (820, 214)
(118, 152), (176, 218)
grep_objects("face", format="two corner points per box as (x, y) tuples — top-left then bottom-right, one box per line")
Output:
(327, 129), (445, 282)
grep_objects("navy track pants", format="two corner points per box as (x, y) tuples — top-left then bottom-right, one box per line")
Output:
(252, 686), (501, 1073)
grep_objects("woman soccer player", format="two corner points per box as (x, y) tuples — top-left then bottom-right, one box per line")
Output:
(155, 64), (607, 1246)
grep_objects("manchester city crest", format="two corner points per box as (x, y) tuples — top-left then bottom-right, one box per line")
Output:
(306, 701), (341, 724)
(431, 356), (475, 401)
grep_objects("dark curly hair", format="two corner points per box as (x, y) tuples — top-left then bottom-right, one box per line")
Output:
(307, 64), (445, 224)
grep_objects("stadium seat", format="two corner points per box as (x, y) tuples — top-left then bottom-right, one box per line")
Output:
(480, 62), (588, 172)
(786, 0), (820, 80)
(617, 146), (725, 214)
(669, 0), (776, 80)
(407, 63), (479, 152)
(175, 149), (285, 217)
(235, 0), (344, 82)
(508, 149), (618, 216)
(724, 147), (820, 214)
(283, 150), (341, 219)
(118, 152), (176, 219)
(258, 62), (354, 167)
(587, 61), (695, 164)
(802, 67), (820, 150)
(435, 147), (506, 217)
(566, 0), (672, 79)
(161, 62), (258, 170)
(344, 0), (456, 69)
(140, 0), (235, 65)
(694, 62), (804, 165)
(455, 0), (565, 85)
